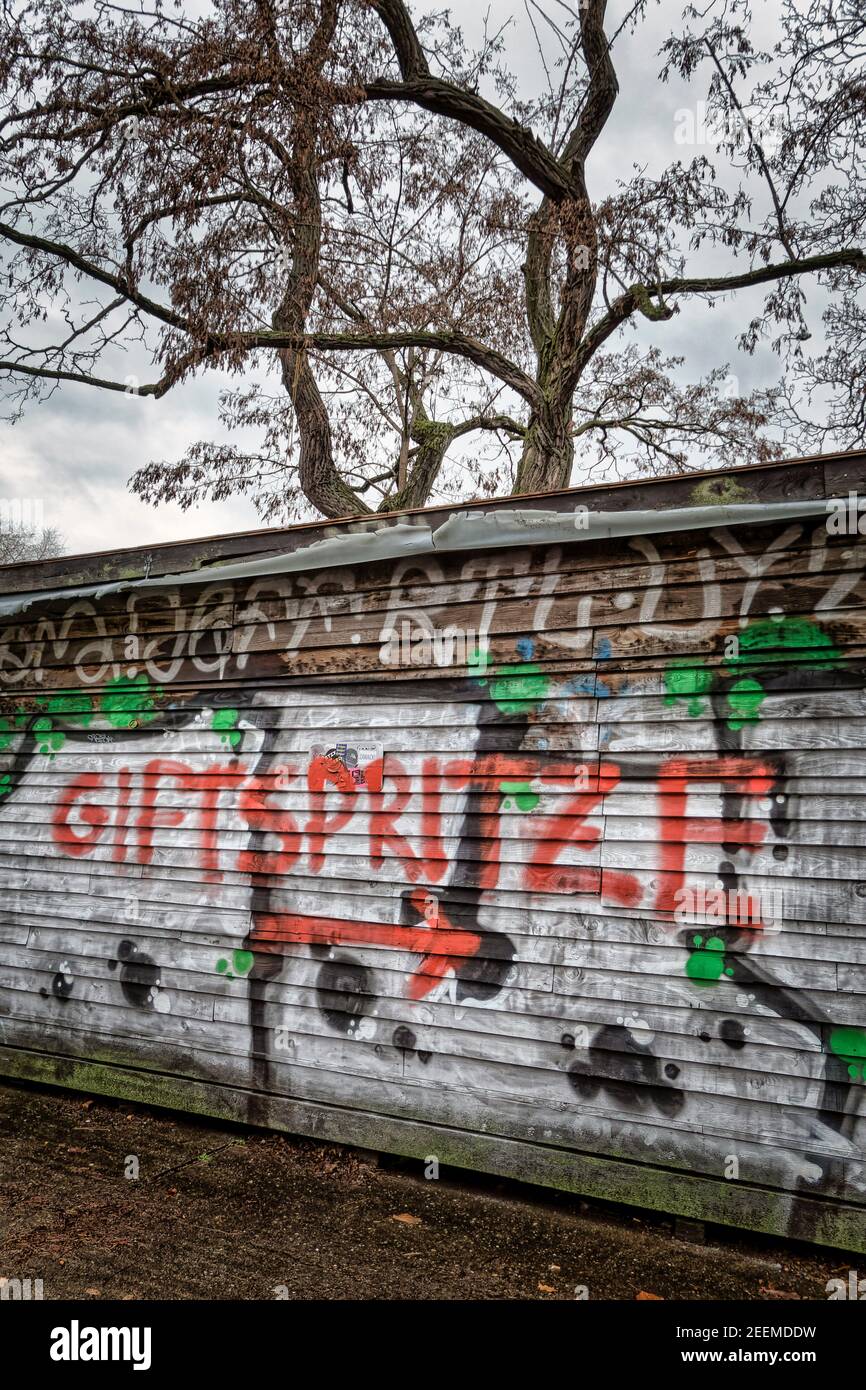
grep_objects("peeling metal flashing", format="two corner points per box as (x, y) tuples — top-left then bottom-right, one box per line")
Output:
(0, 497), (835, 618)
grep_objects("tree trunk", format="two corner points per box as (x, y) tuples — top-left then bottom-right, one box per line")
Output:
(378, 406), (455, 513)
(513, 400), (573, 494)
(278, 345), (369, 518)
(274, 14), (370, 522)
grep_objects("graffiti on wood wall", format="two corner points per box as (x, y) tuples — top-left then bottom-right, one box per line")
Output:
(1, 514), (865, 1243)
(0, 519), (864, 687)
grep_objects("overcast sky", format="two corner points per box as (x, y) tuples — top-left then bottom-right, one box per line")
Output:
(0, 0), (815, 558)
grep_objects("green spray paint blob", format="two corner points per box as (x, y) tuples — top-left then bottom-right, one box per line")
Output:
(45, 690), (95, 725)
(727, 616), (841, 671)
(100, 674), (161, 729)
(723, 616), (842, 731)
(489, 663), (549, 714)
(0, 773), (11, 798)
(6, 690), (96, 757)
(216, 949), (254, 981)
(664, 658), (713, 717)
(32, 716), (65, 758)
(468, 646), (548, 714)
(726, 677), (765, 730)
(829, 1026), (866, 1082)
(499, 781), (540, 812)
(212, 708), (242, 750)
(685, 934), (734, 986)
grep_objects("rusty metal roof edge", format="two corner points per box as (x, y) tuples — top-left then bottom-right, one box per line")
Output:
(0, 495), (840, 619)
(2, 446), (863, 583)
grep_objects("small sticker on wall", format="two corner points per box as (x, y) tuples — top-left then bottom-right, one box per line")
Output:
(311, 741), (383, 791)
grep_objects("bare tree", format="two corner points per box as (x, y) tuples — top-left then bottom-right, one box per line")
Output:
(0, 0), (863, 521)
(0, 518), (64, 563)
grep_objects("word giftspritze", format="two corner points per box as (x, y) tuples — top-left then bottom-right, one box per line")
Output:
(50, 751), (775, 916)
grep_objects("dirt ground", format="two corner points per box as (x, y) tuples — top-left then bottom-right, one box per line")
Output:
(0, 1079), (856, 1301)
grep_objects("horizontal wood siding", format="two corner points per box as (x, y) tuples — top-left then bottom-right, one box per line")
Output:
(1, 484), (865, 1250)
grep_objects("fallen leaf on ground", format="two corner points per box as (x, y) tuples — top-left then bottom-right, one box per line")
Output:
(537, 1282), (556, 1294)
(390, 1213), (422, 1225)
(85, 1288), (101, 1297)
(759, 1286), (801, 1299)
(636, 1290), (663, 1300)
